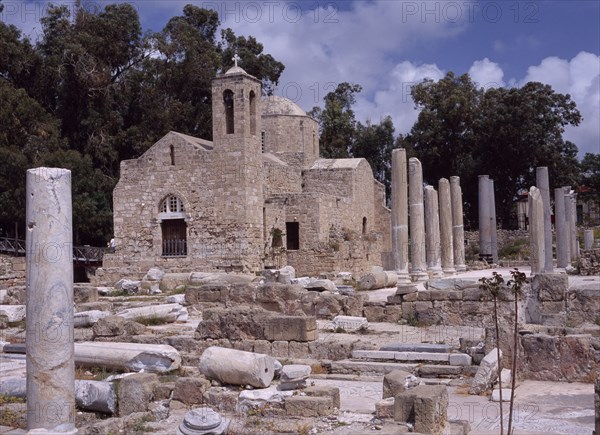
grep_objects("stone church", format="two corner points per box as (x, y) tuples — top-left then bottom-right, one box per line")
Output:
(104, 64), (391, 276)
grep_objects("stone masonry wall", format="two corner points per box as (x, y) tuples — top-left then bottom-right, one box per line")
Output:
(580, 248), (600, 276)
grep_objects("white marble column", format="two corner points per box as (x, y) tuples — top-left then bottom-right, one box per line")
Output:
(528, 186), (545, 275)
(450, 176), (467, 271)
(478, 175), (492, 261)
(425, 186), (443, 277)
(565, 188), (578, 261)
(26, 168), (76, 433)
(554, 187), (570, 268)
(408, 158), (428, 281)
(438, 178), (455, 274)
(391, 149), (411, 285)
(536, 167), (554, 272)
(584, 229), (595, 250)
(488, 178), (498, 264)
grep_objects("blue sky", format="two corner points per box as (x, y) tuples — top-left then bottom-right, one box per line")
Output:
(2, 0), (599, 156)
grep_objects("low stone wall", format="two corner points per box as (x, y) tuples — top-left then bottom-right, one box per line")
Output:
(580, 248), (600, 276)
(185, 282), (365, 320)
(0, 255), (25, 280)
(518, 333), (599, 383)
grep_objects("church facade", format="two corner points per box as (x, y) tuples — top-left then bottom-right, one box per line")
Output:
(104, 65), (391, 276)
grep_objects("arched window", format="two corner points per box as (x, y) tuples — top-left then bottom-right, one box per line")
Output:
(223, 89), (234, 134)
(160, 195), (185, 213)
(170, 145), (175, 166)
(362, 217), (367, 234)
(249, 90), (256, 135)
(159, 195), (187, 256)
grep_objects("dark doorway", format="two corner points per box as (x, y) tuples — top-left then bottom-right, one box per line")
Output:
(286, 222), (299, 250)
(161, 219), (187, 256)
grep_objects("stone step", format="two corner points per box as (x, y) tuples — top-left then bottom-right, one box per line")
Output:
(417, 364), (477, 378)
(352, 350), (472, 366)
(379, 343), (452, 353)
(330, 360), (418, 376)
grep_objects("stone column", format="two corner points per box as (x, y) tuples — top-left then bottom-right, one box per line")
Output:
(565, 189), (578, 261)
(584, 229), (595, 250)
(408, 158), (428, 281)
(424, 186), (443, 278)
(536, 167), (553, 272)
(450, 176), (466, 271)
(554, 187), (570, 268)
(438, 178), (455, 274)
(391, 149), (411, 285)
(563, 187), (572, 262)
(26, 168), (76, 433)
(478, 175), (492, 261)
(488, 178), (499, 264)
(528, 186), (545, 275)
(595, 377), (600, 435)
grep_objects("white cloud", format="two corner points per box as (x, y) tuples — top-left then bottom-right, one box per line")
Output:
(468, 58), (505, 89)
(354, 61), (445, 133)
(521, 51), (600, 156)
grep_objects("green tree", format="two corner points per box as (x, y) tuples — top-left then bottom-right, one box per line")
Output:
(401, 72), (581, 228)
(0, 2), (285, 245)
(0, 81), (64, 237)
(580, 153), (600, 197)
(317, 82), (362, 158)
(352, 116), (397, 200)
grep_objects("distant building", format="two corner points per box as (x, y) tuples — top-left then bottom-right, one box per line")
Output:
(103, 65), (391, 276)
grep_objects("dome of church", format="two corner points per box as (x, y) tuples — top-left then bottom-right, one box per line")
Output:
(224, 65), (247, 75)
(262, 95), (307, 116)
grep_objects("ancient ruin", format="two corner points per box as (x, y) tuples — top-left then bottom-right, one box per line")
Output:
(1, 76), (599, 435)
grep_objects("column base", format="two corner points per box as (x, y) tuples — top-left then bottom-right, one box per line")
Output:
(442, 267), (457, 276)
(427, 267), (444, 279)
(396, 271), (412, 286)
(410, 270), (429, 282)
(455, 264), (467, 272)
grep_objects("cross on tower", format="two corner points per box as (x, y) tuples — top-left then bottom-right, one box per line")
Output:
(232, 53), (240, 68)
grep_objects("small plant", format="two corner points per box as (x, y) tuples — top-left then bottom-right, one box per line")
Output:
(506, 268), (526, 435)
(131, 415), (155, 432)
(0, 407), (25, 429)
(296, 422), (312, 435)
(405, 312), (419, 327)
(595, 317), (600, 327)
(479, 271), (505, 435)
(0, 394), (25, 405)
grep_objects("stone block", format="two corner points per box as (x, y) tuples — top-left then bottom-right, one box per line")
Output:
(285, 396), (333, 417)
(185, 284), (227, 304)
(396, 285), (418, 295)
(381, 343), (450, 353)
(383, 369), (412, 399)
(533, 273), (567, 301)
(384, 306), (403, 323)
(264, 316), (317, 342)
(272, 341), (289, 358)
(491, 388), (512, 402)
(376, 397), (395, 418)
(449, 353), (472, 366)
(469, 348), (501, 394)
(332, 315), (368, 331)
(353, 350), (396, 360)
(395, 352), (449, 362)
(363, 305), (386, 322)
(416, 291), (432, 301)
(172, 377), (211, 405)
(74, 286), (99, 303)
(304, 386), (340, 409)
(288, 341), (310, 358)
(402, 292), (418, 302)
(253, 340), (271, 355)
(395, 385), (448, 435)
(118, 373), (159, 416)
(203, 388), (239, 413)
